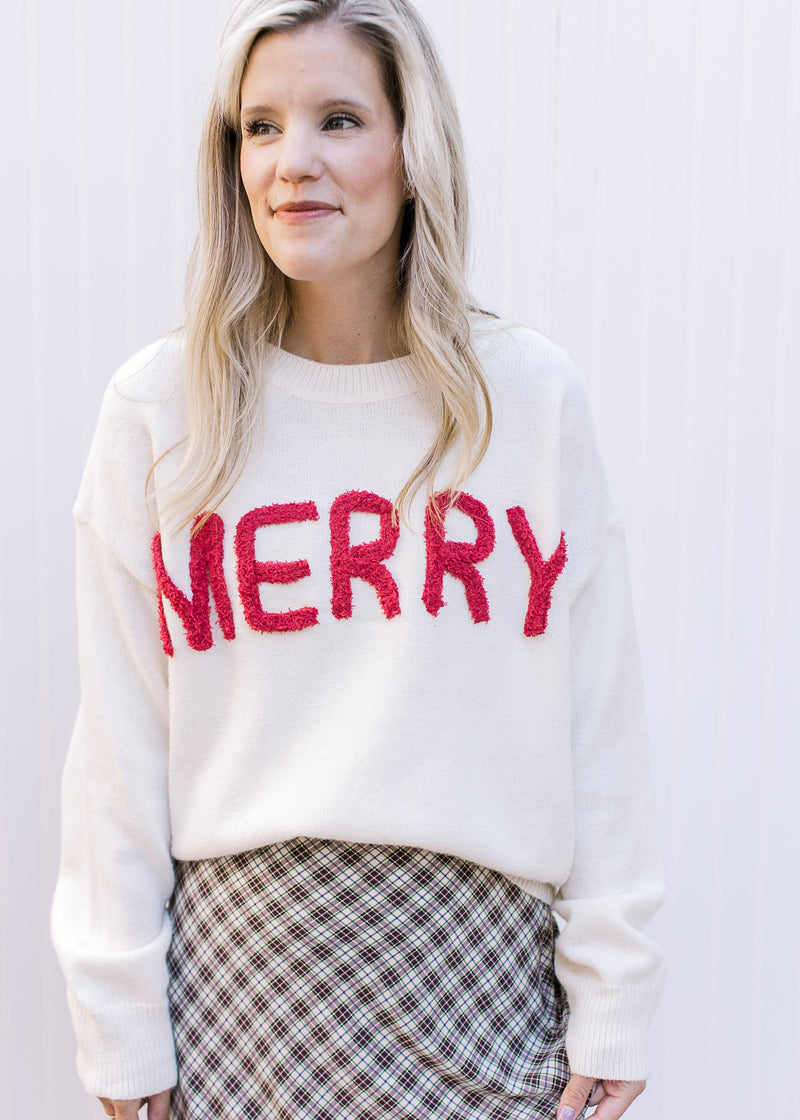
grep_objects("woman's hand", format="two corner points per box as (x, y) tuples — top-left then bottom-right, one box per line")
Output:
(98, 1089), (172, 1120)
(557, 1074), (646, 1119)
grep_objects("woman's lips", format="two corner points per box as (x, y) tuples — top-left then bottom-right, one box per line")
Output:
(273, 202), (339, 224)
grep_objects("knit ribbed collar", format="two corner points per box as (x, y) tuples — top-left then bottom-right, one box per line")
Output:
(265, 343), (423, 403)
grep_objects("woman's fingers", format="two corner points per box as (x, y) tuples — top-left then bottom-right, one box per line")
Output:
(97, 1099), (144, 1119)
(96, 1090), (172, 1120)
(145, 1089), (173, 1120)
(557, 1073), (596, 1118)
(557, 1076), (646, 1120)
(591, 1080), (646, 1119)
(588, 1081), (608, 1106)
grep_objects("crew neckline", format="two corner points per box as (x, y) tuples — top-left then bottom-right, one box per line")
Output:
(265, 343), (423, 403)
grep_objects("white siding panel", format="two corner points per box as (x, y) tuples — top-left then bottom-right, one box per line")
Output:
(2, 1), (798, 1117)
(551, 1), (603, 366)
(747, 2), (800, 1111)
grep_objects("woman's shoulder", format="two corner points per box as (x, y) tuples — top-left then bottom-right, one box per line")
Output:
(88, 332), (189, 456)
(107, 331), (186, 406)
(81, 333), (187, 494)
(469, 313), (586, 403)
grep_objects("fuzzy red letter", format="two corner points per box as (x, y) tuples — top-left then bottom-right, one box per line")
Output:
(235, 502), (320, 633)
(330, 491), (400, 620)
(152, 513), (235, 656)
(506, 507), (567, 636)
(422, 492), (495, 624)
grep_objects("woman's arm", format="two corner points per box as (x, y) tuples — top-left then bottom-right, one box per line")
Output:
(552, 371), (666, 1087)
(51, 365), (179, 1100)
(553, 516), (666, 1081)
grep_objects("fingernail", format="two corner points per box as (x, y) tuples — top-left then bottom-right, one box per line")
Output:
(557, 1109), (576, 1120)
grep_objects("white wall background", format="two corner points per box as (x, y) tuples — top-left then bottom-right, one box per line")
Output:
(1, 0), (798, 1117)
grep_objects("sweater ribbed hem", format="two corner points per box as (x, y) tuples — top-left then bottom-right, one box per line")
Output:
(503, 875), (556, 906)
(69, 992), (177, 1099)
(265, 343), (422, 402)
(563, 979), (663, 1081)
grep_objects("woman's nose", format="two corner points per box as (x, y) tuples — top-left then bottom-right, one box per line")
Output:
(275, 125), (322, 183)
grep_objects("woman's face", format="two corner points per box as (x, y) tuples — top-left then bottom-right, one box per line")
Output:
(239, 22), (409, 291)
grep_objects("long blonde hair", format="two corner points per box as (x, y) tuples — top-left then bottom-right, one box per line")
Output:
(164, 0), (493, 529)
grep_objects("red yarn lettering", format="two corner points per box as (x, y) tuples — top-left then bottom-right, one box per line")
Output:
(330, 491), (400, 620)
(422, 492), (495, 623)
(506, 507), (567, 636)
(152, 514), (236, 656)
(235, 503), (320, 633)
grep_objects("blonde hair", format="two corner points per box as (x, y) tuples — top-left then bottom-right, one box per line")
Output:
(164, 0), (492, 529)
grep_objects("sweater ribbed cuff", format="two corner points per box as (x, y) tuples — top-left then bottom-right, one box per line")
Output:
(69, 991), (177, 1099)
(563, 979), (662, 1081)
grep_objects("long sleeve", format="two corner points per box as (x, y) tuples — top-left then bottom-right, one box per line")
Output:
(552, 375), (666, 1080)
(51, 360), (178, 1098)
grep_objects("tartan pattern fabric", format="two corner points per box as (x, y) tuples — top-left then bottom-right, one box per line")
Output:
(166, 836), (576, 1119)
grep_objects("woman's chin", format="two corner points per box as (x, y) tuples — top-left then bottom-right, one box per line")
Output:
(267, 257), (343, 286)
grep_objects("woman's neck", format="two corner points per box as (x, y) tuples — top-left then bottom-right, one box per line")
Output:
(282, 275), (403, 365)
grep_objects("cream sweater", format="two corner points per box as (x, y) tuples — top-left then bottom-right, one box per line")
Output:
(52, 319), (665, 1099)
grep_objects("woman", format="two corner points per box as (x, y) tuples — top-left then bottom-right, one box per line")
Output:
(52, 2), (665, 1119)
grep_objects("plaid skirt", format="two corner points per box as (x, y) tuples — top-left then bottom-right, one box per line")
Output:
(166, 836), (575, 1120)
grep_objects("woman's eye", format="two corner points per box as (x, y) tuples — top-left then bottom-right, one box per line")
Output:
(243, 119), (278, 137)
(324, 113), (360, 131)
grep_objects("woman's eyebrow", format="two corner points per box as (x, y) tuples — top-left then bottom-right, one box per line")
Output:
(241, 97), (373, 117)
(240, 102), (278, 117)
(317, 98), (372, 113)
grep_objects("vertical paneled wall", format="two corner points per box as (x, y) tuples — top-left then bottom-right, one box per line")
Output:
(1, 1), (797, 1117)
